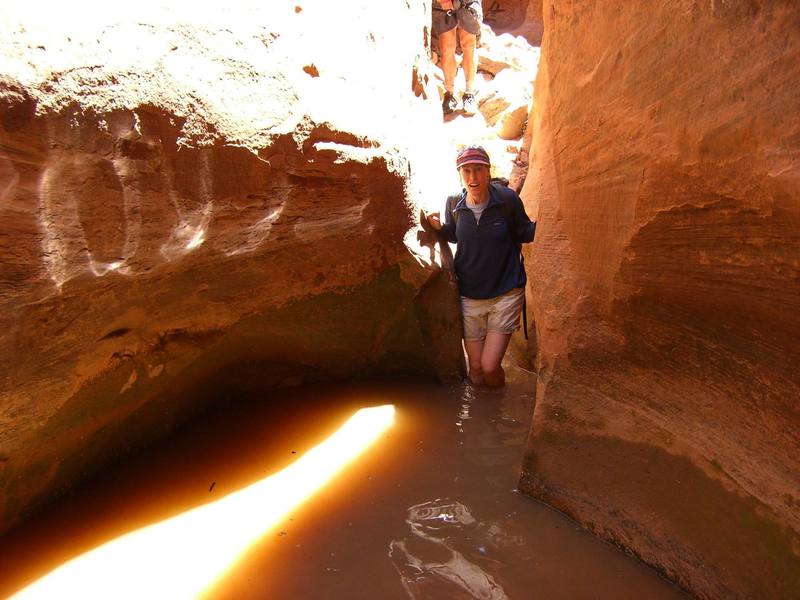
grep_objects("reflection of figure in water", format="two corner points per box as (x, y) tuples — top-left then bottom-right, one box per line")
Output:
(424, 146), (536, 388)
(389, 499), (509, 600)
(432, 0), (483, 116)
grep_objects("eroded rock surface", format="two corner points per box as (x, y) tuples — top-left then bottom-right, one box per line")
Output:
(520, 2), (800, 598)
(0, 2), (463, 533)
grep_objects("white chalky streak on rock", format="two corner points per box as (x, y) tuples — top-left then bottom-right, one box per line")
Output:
(41, 159), (130, 285)
(39, 119), (142, 288)
(38, 165), (67, 291)
(0, 153), (19, 212)
(38, 154), (89, 291)
(160, 150), (214, 260)
(293, 202), (365, 242)
(88, 260), (124, 277)
(111, 156), (142, 276)
(189, 150), (214, 250)
(219, 165), (288, 256)
(86, 158), (127, 278)
(223, 204), (285, 257)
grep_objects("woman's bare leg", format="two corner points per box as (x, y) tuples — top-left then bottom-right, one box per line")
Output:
(439, 28), (458, 94)
(457, 28), (477, 92)
(463, 339), (485, 385)
(480, 332), (512, 387)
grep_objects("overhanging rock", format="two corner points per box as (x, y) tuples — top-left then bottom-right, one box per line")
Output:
(0, 2), (462, 534)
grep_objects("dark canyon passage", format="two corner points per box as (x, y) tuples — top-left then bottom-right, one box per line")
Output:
(0, 358), (685, 599)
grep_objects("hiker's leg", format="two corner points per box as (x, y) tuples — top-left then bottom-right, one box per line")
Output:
(481, 332), (511, 387)
(458, 29), (477, 93)
(461, 296), (489, 385)
(439, 28), (458, 94)
(481, 288), (525, 387)
(464, 339), (485, 385)
(457, 0), (482, 93)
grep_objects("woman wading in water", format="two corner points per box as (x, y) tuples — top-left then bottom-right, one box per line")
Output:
(425, 146), (536, 387)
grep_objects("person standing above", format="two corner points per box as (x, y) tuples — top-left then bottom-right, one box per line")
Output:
(432, 0), (483, 116)
(425, 146), (536, 387)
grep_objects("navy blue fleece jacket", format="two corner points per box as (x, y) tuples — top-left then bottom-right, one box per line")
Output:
(439, 184), (535, 300)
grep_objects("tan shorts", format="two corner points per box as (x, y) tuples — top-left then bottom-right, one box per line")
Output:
(461, 287), (525, 341)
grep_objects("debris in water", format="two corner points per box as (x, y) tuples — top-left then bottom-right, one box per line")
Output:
(209, 482), (215, 492)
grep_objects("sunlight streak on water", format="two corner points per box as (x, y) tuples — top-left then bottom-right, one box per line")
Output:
(11, 404), (395, 600)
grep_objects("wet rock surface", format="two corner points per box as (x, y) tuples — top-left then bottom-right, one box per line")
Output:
(520, 2), (800, 598)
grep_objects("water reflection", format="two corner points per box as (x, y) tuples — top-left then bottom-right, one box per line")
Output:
(389, 499), (508, 600)
(388, 372), (537, 600)
(458, 383), (476, 422)
(1, 376), (688, 600)
(11, 405), (394, 600)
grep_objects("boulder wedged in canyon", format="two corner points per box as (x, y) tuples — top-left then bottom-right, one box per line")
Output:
(520, 2), (800, 598)
(0, 2), (462, 534)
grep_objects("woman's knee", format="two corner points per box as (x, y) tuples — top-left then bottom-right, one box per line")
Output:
(480, 353), (502, 375)
(468, 356), (483, 373)
(439, 30), (457, 53)
(458, 27), (477, 50)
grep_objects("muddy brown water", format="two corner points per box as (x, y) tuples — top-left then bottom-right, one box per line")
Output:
(0, 359), (686, 599)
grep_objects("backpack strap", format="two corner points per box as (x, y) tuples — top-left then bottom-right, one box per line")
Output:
(489, 180), (528, 341)
(445, 192), (462, 226)
(489, 180), (518, 247)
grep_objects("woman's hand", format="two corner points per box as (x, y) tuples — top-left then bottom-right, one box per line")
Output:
(425, 211), (443, 230)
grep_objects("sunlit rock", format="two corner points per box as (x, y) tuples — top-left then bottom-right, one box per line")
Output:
(520, 2), (800, 599)
(478, 25), (540, 77)
(477, 69), (532, 141)
(0, 1), (463, 534)
(494, 102), (529, 141)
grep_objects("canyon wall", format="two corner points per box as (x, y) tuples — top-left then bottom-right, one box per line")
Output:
(0, 2), (461, 534)
(520, 1), (800, 598)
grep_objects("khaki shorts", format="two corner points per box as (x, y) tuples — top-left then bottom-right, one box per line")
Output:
(461, 287), (525, 341)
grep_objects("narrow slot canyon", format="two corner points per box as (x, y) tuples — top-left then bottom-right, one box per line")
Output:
(0, 2), (798, 599)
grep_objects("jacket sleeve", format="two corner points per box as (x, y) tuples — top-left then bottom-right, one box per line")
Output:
(512, 192), (536, 244)
(438, 196), (458, 243)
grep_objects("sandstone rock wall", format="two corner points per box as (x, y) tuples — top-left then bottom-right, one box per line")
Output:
(0, 2), (462, 534)
(520, 2), (800, 598)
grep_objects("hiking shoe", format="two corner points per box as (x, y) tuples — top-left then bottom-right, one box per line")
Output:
(442, 91), (457, 115)
(461, 92), (477, 116)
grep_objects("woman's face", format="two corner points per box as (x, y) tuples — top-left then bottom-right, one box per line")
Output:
(459, 164), (490, 201)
